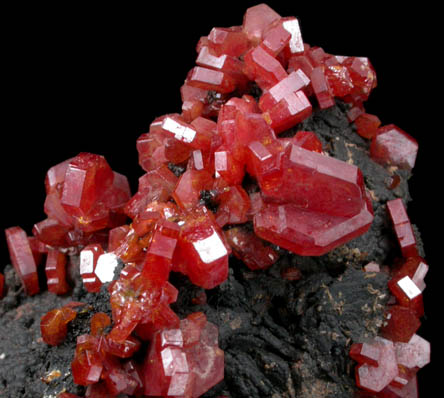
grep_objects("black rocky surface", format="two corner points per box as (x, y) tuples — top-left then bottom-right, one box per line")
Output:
(0, 102), (423, 397)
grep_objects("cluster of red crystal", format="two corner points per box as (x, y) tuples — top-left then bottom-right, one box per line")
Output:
(138, 2), (380, 258)
(350, 199), (430, 397)
(4, 152), (131, 297)
(3, 3), (429, 398)
(68, 309), (222, 397)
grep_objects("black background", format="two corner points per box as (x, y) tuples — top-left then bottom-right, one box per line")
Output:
(1, 2), (438, 395)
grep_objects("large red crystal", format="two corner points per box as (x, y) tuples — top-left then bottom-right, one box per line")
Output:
(254, 195), (373, 256)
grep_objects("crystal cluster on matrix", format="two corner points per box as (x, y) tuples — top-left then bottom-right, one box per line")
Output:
(2, 3), (428, 398)
(351, 198), (430, 397)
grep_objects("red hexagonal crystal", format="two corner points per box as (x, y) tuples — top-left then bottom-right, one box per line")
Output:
(355, 338), (399, 393)
(242, 3), (281, 44)
(370, 124), (418, 170)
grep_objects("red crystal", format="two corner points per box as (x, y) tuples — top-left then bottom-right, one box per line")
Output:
(0, 273), (4, 298)
(311, 66), (335, 109)
(258, 69), (310, 112)
(105, 335), (141, 358)
(355, 338), (399, 393)
(61, 153), (114, 218)
(254, 194), (373, 256)
(261, 144), (368, 218)
(207, 27), (250, 57)
(260, 22), (291, 56)
(243, 45), (288, 90)
(292, 131), (323, 153)
(109, 263), (179, 343)
(225, 226), (278, 270)
(242, 3), (281, 44)
(386, 199), (418, 258)
(45, 249), (69, 295)
(173, 206), (230, 289)
(187, 66), (237, 94)
(350, 342), (381, 367)
(355, 113), (381, 139)
(394, 334), (430, 370)
(125, 165), (178, 219)
(370, 124), (418, 170)
(263, 90), (312, 133)
(143, 312), (224, 397)
(388, 274), (424, 318)
(173, 169), (214, 210)
(380, 306), (421, 343)
(40, 306), (77, 346)
(5, 226), (39, 296)
(71, 334), (103, 386)
(90, 312), (111, 336)
(215, 185), (251, 227)
(79, 244), (105, 293)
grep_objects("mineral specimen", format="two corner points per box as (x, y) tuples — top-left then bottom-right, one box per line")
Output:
(2, 3), (431, 398)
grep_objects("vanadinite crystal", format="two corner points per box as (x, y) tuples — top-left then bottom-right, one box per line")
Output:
(4, 3), (431, 398)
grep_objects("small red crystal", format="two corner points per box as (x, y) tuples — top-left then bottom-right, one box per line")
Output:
(41, 306), (77, 346)
(0, 273), (5, 299)
(71, 334), (103, 386)
(5, 226), (40, 296)
(225, 226), (278, 270)
(370, 124), (418, 170)
(311, 66), (335, 109)
(45, 249), (69, 295)
(386, 199), (418, 258)
(90, 312), (111, 336)
(79, 244), (105, 293)
(354, 113), (381, 139)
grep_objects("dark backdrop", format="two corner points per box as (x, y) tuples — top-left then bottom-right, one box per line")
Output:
(1, 2), (438, 395)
